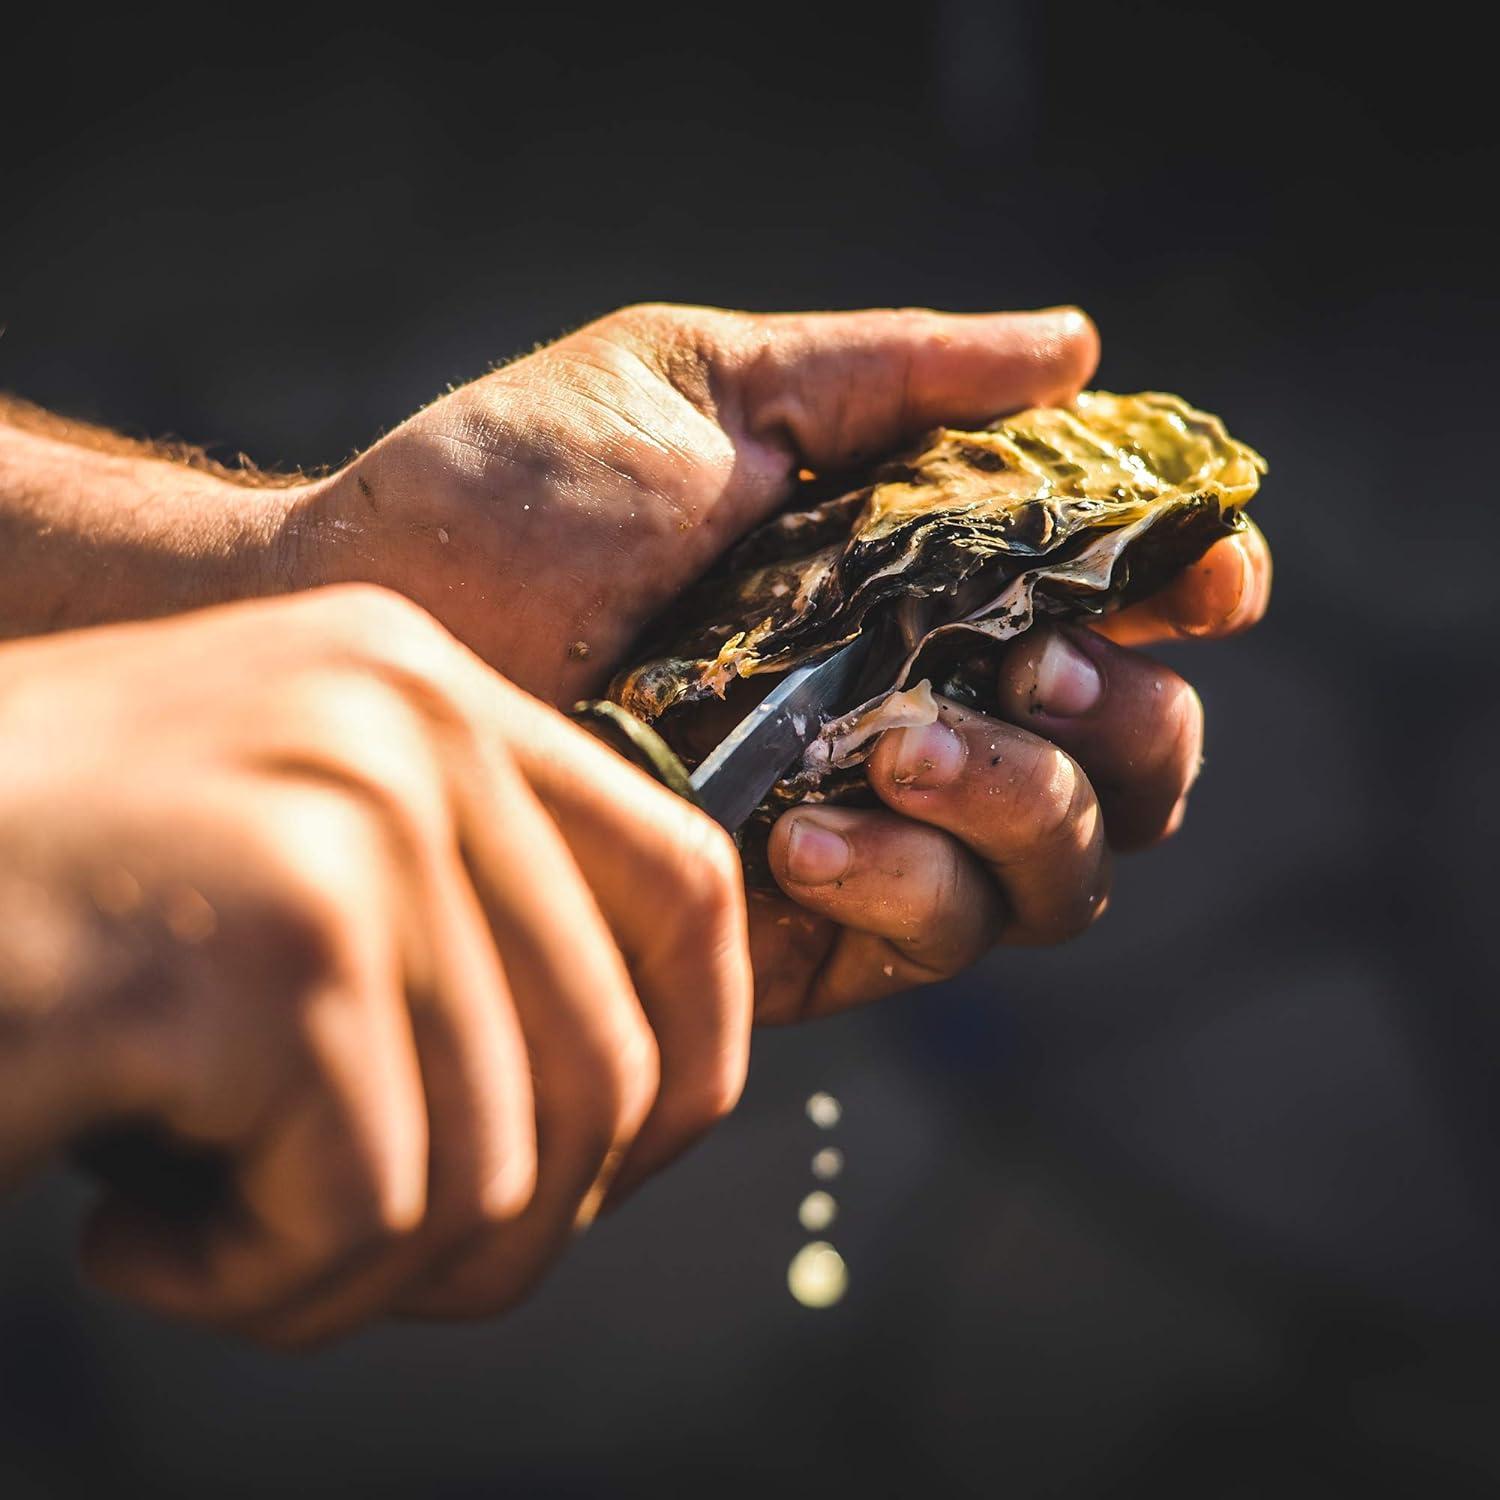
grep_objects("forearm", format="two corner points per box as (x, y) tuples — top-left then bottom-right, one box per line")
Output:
(0, 398), (307, 637)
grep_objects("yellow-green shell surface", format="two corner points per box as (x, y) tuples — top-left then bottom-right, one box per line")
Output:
(613, 392), (1264, 730)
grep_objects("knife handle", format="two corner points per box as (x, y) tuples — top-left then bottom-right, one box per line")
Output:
(568, 700), (710, 811)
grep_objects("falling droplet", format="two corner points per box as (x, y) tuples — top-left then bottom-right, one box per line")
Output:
(798, 1190), (837, 1232)
(787, 1241), (847, 1308)
(805, 1092), (841, 1129)
(811, 1147), (844, 1181)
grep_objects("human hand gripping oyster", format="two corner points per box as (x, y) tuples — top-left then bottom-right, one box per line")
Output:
(609, 389), (1264, 872)
(302, 305), (1270, 1020)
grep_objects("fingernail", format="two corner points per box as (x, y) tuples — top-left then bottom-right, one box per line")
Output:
(1034, 304), (1091, 336)
(1225, 535), (1255, 623)
(889, 721), (967, 788)
(1033, 631), (1103, 717)
(1181, 535), (1253, 638)
(785, 816), (851, 885)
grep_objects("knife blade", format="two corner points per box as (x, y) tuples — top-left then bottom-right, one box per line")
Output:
(689, 633), (877, 831)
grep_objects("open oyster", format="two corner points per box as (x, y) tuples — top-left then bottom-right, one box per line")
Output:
(608, 391), (1264, 839)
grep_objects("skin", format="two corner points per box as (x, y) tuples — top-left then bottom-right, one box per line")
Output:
(0, 304), (1270, 1343)
(0, 587), (751, 1344)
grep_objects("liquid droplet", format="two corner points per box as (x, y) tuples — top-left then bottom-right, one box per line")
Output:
(811, 1147), (844, 1181)
(805, 1092), (841, 1129)
(798, 1190), (837, 1232)
(787, 1241), (847, 1308)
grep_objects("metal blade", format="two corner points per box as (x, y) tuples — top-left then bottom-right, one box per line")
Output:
(689, 635), (876, 831)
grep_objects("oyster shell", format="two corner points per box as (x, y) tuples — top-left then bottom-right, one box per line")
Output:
(610, 391), (1264, 831)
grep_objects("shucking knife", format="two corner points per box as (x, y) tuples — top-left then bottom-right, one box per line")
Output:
(688, 632), (878, 832)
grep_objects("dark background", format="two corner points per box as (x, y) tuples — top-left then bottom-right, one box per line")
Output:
(3, 4), (1497, 1495)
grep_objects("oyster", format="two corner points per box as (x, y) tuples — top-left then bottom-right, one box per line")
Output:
(610, 391), (1264, 835)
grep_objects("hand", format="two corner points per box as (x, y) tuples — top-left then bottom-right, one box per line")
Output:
(292, 303), (1103, 704)
(289, 304), (1269, 1016)
(753, 610), (1265, 1020)
(0, 585), (750, 1344)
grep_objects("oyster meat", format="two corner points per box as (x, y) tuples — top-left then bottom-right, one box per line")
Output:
(610, 391), (1264, 835)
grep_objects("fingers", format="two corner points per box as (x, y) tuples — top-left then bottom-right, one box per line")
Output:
(82, 971), (432, 1328)
(79, 793), (432, 1327)
(505, 714), (752, 1206)
(392, 758), (660, 1320)
(763, 624), (1214, 1013)
(863, 699), (1112, 945)
(80, 727), (663, 1339)
(58, 593), (751, 1344)
(231, 834), (540, 1348)
(765, 805), (1005, 1014)
(765, 697), (1112, 1015)
(994, 625), (1205, 852)
(1094, 520), (1271, 648)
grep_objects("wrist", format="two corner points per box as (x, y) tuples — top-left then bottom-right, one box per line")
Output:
(200, 469), (326, 605)
(0, 419), (320, 635)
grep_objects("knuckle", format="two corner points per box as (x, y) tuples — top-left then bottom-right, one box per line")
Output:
(1065, 847), (1115, 943)
(311, 581), (439, 645)
(1018, 868), (1111, 949)
(226, 805), (403, 1033)
(311, 585), (468, 696)
(314, 1208), (405, 1276)
(248, 783), (374, 895)
(1009, 743), (1092, 851)
(339, 1201), (413, 1260)
(910, 837), (967, 938)
(660, 1054), (748, 1141)
(277, 681), (450, 851)
(552, 1091), (618, 1171)
(610, 1018), (661, 1140)
(244, 840), (366, 993)
(302, 671), (415, 753)
(325, 1145), (426, 1256)
(1161, 795), (1190, 842)
(1122, 683), (1204, 850)
(557, 1015), (661, 1162)
(1170, 683), (1206, 788)
(674, 817), (746, 930)
(473, 1149), (538, 1228)
(701, 1061), (747, 1123)
(1068, 863), (1114, 942)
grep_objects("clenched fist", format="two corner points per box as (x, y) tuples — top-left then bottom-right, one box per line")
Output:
(0, 586), (750, 1344)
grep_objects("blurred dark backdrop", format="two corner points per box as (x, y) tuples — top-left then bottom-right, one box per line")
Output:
(3, 4), (1497, 1496)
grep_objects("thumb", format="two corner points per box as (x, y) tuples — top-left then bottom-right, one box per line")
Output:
(594, 301), (1098, 477)
(722, 304), (1099, 470)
